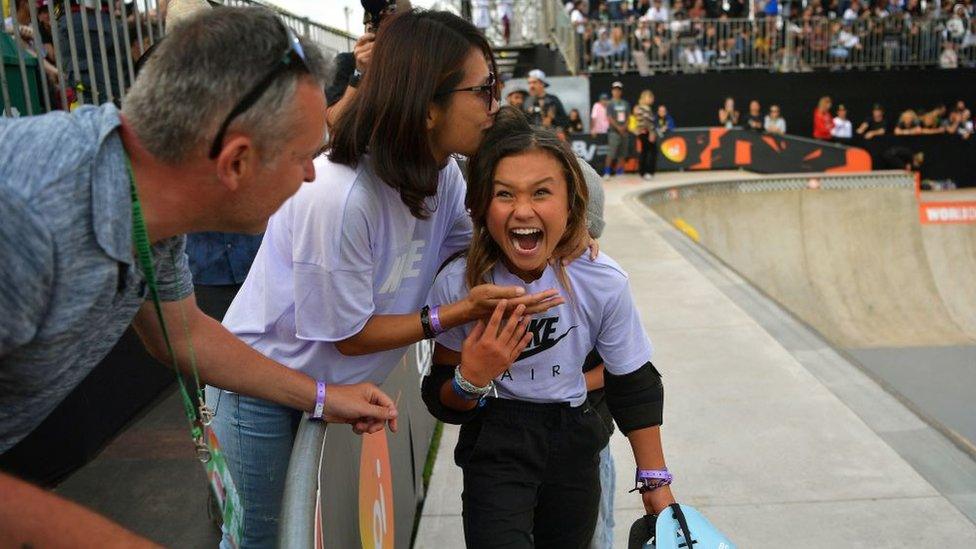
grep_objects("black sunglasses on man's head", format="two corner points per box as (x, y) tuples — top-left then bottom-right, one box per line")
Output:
(208, 23), (310, 159)
(133, 20), (311, 160)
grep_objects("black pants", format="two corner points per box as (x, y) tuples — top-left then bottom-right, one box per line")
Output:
(455, 398), (610, 549)
(638, 133), (657, 176)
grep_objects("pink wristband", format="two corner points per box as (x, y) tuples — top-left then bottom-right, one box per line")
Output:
(429, 305), (443, 335)
(311, 381), (327, 420)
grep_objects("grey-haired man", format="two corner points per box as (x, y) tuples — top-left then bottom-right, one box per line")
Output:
(0, 7), (397, 545)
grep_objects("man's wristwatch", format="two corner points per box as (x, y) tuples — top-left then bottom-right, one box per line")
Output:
(348, 68), (363, 88)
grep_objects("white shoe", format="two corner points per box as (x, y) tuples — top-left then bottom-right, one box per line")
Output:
(642, 174), (653, 181)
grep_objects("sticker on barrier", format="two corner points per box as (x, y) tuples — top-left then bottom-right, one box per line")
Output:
(359, 430), (395, 549)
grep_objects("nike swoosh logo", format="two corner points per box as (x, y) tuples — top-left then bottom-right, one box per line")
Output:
(516, 325), (578, 362)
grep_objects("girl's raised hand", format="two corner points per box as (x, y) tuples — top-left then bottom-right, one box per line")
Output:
(458, 301), (532, 387)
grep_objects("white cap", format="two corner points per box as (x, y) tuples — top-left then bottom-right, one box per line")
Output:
(527, 69), (549, 87)
(611, 81), (624, 89)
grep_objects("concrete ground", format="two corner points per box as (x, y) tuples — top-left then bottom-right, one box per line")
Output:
(56, 387), (219, 548)
(414, 172), (976, 548)
(646, 175), (976, 458)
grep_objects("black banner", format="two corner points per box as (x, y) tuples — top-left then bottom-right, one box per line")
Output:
(861, 134), (976, 188)
(570, 128), (871, 174)
(589, 69), (976, 140)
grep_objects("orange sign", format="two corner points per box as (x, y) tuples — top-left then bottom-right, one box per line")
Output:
(359, 431), (395, 549)
(734, 140), (752, 165)
(661, 136), (688, 163)
(918, 202), (976, 224)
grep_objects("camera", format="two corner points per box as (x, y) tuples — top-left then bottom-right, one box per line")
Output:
(363, 0), (398, 33)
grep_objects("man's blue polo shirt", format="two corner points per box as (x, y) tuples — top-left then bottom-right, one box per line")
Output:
(0, 104), (193, 452)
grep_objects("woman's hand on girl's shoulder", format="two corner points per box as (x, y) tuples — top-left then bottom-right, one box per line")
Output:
(554, 235), (599, 266)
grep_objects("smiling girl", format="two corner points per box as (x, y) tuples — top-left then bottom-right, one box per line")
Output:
(422, 107), (675, 548)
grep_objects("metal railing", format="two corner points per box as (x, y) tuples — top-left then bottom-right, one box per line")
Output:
(439, 0), (548, 47)
(576, 14), (975, 74)
(278, 415), (327, 549)
(543, 0), (580, 75)
(0, 0), (353, 117)
(217, 0), (354, 58)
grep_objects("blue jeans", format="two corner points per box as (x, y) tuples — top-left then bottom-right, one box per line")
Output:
(205, 386), (301, 549)
(590, 443), (615, 549)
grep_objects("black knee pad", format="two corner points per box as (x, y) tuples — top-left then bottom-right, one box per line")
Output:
(605, 361), (664, 434)
(421, 363), (482, 425)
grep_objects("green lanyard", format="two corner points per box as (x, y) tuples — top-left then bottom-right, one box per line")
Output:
(126, 158), (212, 461)
(126, 158), (244, 544)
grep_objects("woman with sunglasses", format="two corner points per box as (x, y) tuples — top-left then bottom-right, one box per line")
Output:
(208, 10), (569, 548)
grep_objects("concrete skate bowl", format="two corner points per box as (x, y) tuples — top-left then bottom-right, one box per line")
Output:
(641, 172), (976, 453)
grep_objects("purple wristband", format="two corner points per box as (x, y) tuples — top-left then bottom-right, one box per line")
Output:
(311, 381), (327, 420)
(630, 468), (673, 494)
(429, 305), (443, 335)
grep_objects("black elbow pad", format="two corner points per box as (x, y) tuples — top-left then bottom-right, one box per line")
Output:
(605, 361), (664, 434)
(421, 363), (482, 425)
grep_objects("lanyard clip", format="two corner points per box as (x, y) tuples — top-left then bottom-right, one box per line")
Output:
(199, 404), (214, 427)
(195, 437), (212, 463)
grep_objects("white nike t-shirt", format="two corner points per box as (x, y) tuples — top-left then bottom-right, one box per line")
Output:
(222, 156), (472, 384)
(429, 253), (653, 406)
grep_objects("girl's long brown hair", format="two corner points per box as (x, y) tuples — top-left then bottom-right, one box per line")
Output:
(464, 107), (589, 293)
(329, 9), (495, 219)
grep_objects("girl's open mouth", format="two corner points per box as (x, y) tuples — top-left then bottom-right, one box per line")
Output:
(510, 227), (543, 255)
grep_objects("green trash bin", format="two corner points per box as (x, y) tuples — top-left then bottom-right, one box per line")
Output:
(0, 31), (41, 116)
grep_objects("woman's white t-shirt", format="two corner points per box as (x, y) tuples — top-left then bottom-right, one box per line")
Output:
(223, 156), (472, 384)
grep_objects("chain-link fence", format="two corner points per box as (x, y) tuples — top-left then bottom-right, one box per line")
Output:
(641, 170), (914, 206)
(0, 0), (353, 117)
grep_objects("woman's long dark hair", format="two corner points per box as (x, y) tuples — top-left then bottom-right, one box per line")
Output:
(329, 9), (495, 219)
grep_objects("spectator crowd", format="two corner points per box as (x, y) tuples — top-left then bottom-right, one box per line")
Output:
(513, 71), (972, 180)
(566, 0), (976, 72)
(809, 95), (973, 141)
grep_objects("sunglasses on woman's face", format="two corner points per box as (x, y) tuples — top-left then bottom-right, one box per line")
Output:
(435, 72), (498, 112)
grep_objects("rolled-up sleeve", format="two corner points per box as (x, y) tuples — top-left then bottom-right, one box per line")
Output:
(152, 235), (194, 302)
(293, 187), (376, 342)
